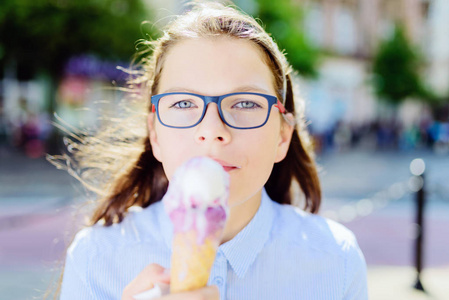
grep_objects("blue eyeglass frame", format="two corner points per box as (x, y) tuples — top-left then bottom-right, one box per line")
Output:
(151, 92), (287, 129)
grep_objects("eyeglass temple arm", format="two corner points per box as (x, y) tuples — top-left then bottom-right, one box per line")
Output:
(274, 99), (286, 114)
(275, 100), (296, 126)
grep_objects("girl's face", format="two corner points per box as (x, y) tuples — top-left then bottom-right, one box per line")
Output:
(148, 37), (293, 205)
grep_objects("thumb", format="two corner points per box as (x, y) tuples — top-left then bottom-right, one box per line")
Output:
(160, 285), (220, 300)
(122, 264), (170, 300)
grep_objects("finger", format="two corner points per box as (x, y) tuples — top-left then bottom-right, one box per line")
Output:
(138, 264), (171, 284)
(122, 264), (170, 300)
(159, 286), (219, 300)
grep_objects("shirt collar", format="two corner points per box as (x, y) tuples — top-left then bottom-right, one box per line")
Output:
(158, 189), (275, 278)
(220, 189), (274, 278)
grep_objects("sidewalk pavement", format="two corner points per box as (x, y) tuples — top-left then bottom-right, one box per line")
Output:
(368, 265), (449, 299)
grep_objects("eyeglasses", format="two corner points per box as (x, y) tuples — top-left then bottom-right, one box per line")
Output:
(151, 92), (287, 129)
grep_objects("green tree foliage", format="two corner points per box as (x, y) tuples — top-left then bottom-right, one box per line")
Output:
(253, 0), (318, 77)
(0, 0), (154, 80)
(372, 25), (427, 104)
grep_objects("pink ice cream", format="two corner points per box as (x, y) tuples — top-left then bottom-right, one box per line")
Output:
(163, 157), (230, 243)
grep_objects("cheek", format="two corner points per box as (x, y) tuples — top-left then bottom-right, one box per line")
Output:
(156, 128), (197, 179)
(237, 127), (281, 163)
(255, 119), (282, 154)
(227, 132), (279, 201)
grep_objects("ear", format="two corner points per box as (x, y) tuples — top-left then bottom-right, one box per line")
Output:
(147, 113), (162, 162)
(274, 113), (295, 163)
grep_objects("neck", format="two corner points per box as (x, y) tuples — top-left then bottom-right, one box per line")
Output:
(220, 190), (262, 244)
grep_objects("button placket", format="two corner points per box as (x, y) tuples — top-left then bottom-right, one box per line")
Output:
(209, 250), (227, 299)
(213, 276), (224, 286)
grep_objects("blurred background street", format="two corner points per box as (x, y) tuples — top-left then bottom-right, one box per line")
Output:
(1, 148), (448, 299)
(1, 0), (449, 299)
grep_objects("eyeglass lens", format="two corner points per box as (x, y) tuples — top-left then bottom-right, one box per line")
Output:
(157, 94), (270, 128)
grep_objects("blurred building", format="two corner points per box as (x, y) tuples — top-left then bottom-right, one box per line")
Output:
(300, 0), (448, 148)
(426, 0), (449, 95)
(2, 0), (448, 154)
(303, 0), (429, 56)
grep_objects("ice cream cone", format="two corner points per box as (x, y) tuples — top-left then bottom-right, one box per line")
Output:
(163, 157), (230, 293)
(170, 230), (221, 292)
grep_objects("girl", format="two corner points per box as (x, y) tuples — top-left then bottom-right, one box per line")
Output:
(59, 2), (367, 299)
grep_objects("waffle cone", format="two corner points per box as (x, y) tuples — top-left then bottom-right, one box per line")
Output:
(170, 230), (220, 293)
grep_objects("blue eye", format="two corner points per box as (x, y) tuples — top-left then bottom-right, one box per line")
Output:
(171, 100), (197, 109)
(233, 101), (261, 109)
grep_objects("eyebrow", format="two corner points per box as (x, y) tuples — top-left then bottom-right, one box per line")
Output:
(161, 85), (272, 95)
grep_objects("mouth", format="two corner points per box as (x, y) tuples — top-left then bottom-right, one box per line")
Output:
(210, 158), (241, 172)
(222, 166), (239, 172)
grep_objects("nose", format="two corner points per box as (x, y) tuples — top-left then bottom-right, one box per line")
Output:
(194, 103), (231, 144)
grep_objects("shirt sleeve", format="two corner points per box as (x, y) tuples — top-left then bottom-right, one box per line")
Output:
(60, 228), (96, 300)
(343, 237), (368, 300)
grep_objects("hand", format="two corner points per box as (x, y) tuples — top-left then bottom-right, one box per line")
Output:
(157, 286), (219, 300)
(121, 263), (220, 300)
(122, 264), (170, 300)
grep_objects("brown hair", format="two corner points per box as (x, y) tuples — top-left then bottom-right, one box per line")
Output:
(52, 1), (321, 227)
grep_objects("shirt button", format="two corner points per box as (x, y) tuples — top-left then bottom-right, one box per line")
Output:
(214, 276), (224, 286)
(216, 252), (225, 263)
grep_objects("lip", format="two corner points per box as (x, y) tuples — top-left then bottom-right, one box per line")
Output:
(222, 166), (238, 172)
(210, 158), (241, 172)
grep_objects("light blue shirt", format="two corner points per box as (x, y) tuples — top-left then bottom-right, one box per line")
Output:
(61, 189), (368, 299)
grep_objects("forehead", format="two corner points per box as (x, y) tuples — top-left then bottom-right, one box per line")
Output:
(157, 37), (276, 95)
